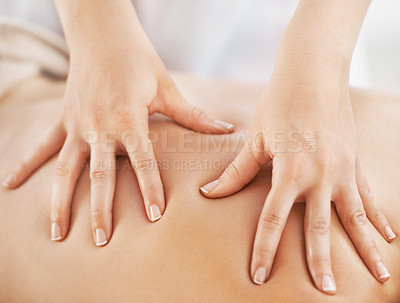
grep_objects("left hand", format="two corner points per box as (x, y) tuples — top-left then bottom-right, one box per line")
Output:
(199, 74), (395, 294)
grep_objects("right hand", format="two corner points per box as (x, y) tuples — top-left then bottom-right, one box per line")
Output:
(2, 11), (234, 246)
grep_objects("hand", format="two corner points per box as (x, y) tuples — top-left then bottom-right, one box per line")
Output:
(200, 78), (395, 294)
(200, 0), (396, 294)
(3, 16), (234, 246)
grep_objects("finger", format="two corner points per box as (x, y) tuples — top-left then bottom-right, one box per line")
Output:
(3, 122), (65, 189)
(356, 157), (396, 242)
(50, 137), (87, 241)
(123, 119), (165, 222)
(200, 140), (271, 198)
(251, 181), (298, 285)
(335, 186), (390, 283)
(159, 88), (234, 134)
(90, 142), (117, 246)
(304, 188), (336, 295)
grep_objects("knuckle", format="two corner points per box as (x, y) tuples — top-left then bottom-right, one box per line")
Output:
(117, 112), (135, 134)
(255, 245), (275, 259)
(366, 243), (379, 257)
(90, 207), (111, 219)
(316, 157), (332, 178)
(348, 209), (368, 227)
(373, 209), (385, 221)
(341, 152), (356, 169)
(308, 216), (330, 234)
(189, 106), (207, 122)
(141, 184), (159, 197)
(310, 256), (330, 268)
(55, 161), (70, 177)
(259, 212), (282, 231)
(132, 153), (156, 171)
(90, 169), (111, 182)
(278, 164), (303, 189)
(287, 174), (302, 190)
(88, 115), (104, 130)
(223, 161), (244, 184)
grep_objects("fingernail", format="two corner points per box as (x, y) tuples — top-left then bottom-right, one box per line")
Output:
(95, 228), (107, 246)
(51, 222), (62, 241)
(321, 275), (336, 293)
(2, 175), (15, 188)
(149, 205), (162, 222)
(200, 180), (219, 194)
(384, 225), (396, 240)
(376, 261), (390, 280)
(253, 267), (267, 285)
(214, 120), (234, 131)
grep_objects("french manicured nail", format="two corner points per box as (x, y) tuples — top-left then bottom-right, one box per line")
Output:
(376, 261), (390, 280)
(95, 228), (107, 246)
(200, 180), (219, 194)
(149, 205), (162, 222)
(253, 267), (267, 285)
(385, 225), (396, 240)
(321, 275), (336, 293)
(2, 175), (15, 188)
(51, 222), (62, 241)
(214, 120), (234, 131)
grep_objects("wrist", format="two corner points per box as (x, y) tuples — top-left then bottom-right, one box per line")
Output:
(271, 45), (351, 91)
(270, 51), (350, 101)
(269, 0), (371, 90)
(55, 0), (146, 57)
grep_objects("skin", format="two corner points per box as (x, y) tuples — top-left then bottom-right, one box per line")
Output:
(1, 0), (233, 246)
(1, 0), (395, 295)
(199, 0), (395, 294)
(0, 75), (399, 302)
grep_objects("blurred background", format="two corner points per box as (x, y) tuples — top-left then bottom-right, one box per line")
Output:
(0, 0), (399, 93)
(351, 0), (400, 94)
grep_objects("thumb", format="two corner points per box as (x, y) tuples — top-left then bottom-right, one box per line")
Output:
(200, 140), (271, 198)
(159, 86), (234, 134)
(176, 101), (234, 134)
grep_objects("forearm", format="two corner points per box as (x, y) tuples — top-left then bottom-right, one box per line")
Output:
(271, 0), (371, 90)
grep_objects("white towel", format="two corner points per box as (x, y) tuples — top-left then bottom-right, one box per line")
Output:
(0, 16), (68, 99)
